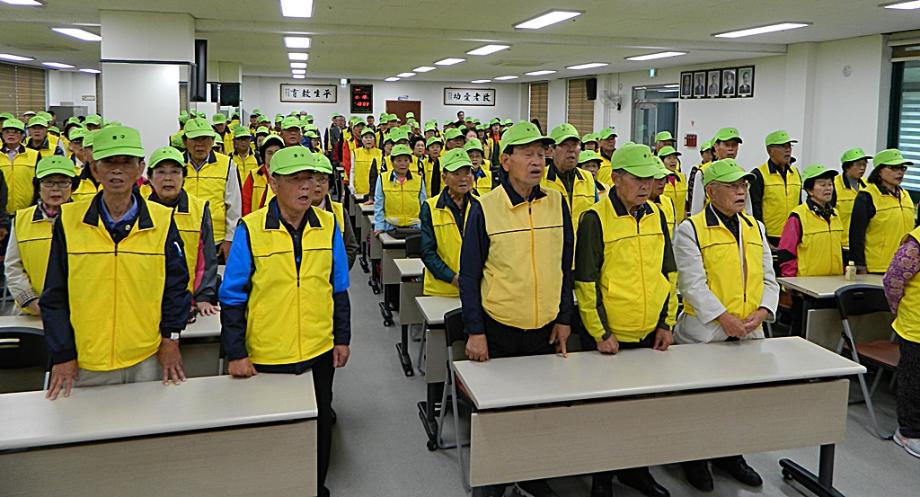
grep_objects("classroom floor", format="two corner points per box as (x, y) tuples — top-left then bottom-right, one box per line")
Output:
(326, 263), (920, 497)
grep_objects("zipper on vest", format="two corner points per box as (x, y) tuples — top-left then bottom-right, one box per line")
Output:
(111, 243), (118, 369)
(636, 216), (647, 327)
(529, 204), (539, 329)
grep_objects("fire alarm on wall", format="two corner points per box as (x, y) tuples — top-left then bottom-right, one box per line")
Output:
(685, 133), (697, 148)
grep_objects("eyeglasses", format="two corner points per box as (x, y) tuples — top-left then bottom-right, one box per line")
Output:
(715, 180), (749, 191)
(40, 180), (72, 189)
(885, 165), (909, 172)
(280, 174), (329, 185)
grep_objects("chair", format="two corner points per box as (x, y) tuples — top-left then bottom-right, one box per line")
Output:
(834, 285), (900, 439)
(435, 309), (471, 491)
(404, 233), (422, 259)
(0, 328), (49, 392)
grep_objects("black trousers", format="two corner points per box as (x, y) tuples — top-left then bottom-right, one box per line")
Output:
(483, 313), (555, 359)
(255, 351), (335, 491)
(898, 336), (920, 438)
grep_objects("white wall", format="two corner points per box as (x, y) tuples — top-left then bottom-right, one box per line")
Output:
(241, 77), (525, 128)
(46, 71), (97, 115)
(101, 63), (181, 153)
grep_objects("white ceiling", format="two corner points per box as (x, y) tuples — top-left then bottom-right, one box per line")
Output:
(1, 0), (919, 83)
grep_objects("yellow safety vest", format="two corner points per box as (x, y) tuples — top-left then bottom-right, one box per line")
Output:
(242, 205), (336, 365)
(662, 171), (687, 224)
(245, 167), (274, 214)
(791, 203), (844, 276)
(588, 198), (670, 342)
(473, 165), (492, 195)
(60, 196), (172, 371)
(381, 171), (423, 227)
(755, 163), (802, 238)
(352, 147), (382, 196)
(13, 205), (54, 309)
(185, 152), (234, 243)
(684, 209), (765, 320)
(656, 194), (676, 236)
(541, 165), (597, 233)
(27, 135), (59, 158)
(0, 146), (39, 213)
(480, 185), (564, 329)
(597, 152), (613, 186)
(326, 197), (346, 235)
(422, 192), (473, 297)
(151, 191), (208, 294)
(863, 184), (915, 273)
(833, 174), (865, 235)
(422, 156), (445, 199)
(231, 152), (259, 176)
(71, 176), (100, 202)
(892, 226), (920, 343)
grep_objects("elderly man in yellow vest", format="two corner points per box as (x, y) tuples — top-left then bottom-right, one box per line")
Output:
(673, 158), (779, 492)
(1, 118), (39, 219)
(41, 126), (191, 400)
(749, 130), (802, 246)
(542, 123), (598, 234)
(182, 117), (242, 261)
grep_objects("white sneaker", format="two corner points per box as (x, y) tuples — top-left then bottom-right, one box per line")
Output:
(894, 428), (920, 458)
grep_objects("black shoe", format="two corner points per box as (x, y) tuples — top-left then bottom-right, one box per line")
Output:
(713, 457), (763, 487)
(514, 479), (559, 497)
(476, 484), (506, 497)
(331, 407), (337, 425)
(682, 461), (713, 492)
(590, 473), (613, 497)
(618, 468), (670, 497)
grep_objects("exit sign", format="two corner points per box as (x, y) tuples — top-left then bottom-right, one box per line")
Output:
(350, 84), (373, 114)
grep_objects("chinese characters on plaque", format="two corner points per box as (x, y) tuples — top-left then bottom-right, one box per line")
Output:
(443, 87), (496, 107)
(280, 84), (338, 103)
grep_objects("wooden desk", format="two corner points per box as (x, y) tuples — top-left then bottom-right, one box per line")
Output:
(453, 337), (864, 495)
(394, 258), (425, 377)
(0, 374), (318, 497)
(415, 296), (462, 448)
(378, 232), (409, 327)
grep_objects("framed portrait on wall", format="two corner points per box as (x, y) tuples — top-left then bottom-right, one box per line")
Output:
(706, 70), (721, 98)
(721, 68), (737, 97)
(692, 71), (706, 98)
(680, 72), (693, 98)
(737, 66), (755, 97)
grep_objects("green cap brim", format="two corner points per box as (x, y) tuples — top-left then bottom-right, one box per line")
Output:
(93, 146), (146, 161)
(615, 163), (662, 179)
(36, 166), (77, 179)
(706, 170), (754, 186)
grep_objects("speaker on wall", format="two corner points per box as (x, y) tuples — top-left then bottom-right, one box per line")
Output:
(189, 40), (207, 102)
(220, 83), (240, 106)
(586, 77), (597, 101)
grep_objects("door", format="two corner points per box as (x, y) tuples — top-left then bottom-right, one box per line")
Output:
(631, 85), (679, 148)
(386, 100), (421, 124)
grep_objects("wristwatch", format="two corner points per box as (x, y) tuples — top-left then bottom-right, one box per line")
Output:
(169, 332), (180, 341)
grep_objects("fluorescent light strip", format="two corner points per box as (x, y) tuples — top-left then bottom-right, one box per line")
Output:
(567, 62), (608, 70)
(79, 68), (101, 74)
(284, 36), (311, 49)
(714, 22), (810, 39)
(884, 1), (920, 8)
(525, 70), (556, 76)
(385, 77), (400, 82)
(470, 79), (491, 83)
(290, 62), (307, 69)
(292, 69), (306, 75)
(397, 72), (416, 78)
(494, 75), (518, 81)
(292, 74), (306, 79)
(1, 0), (43, 5)
(515, 10), (581, 29)
(466, 44), (510, 56)
(435, 57), (465, 66)
(288, 52), (309, 61)
(626, 51), (686, 61)
(52, 27), (101, 42)
(42, 62), (75, 69)
(413, 66), (435, 72)
(0, 53), (34, 62)
(280, 0), (313, 18)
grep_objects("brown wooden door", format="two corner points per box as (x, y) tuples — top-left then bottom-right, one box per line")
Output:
(386, 100), (421, 124)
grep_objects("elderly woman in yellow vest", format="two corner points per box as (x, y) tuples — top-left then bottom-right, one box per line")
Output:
(42, 126), (191, 400)
(832, 147), (871, 234)
(373, 144), (426, 234)
(1, 118), (40, 216)
(577, 150), (607, 194)
(419, 148), (479, 297)
(229, 126), (258, 175)
(182, 116), (242, 260)
(542, 123), (598, 234)
(422, 136), (444, 198)
(306, 152), (359, 269)
(596, 127), (618, 185)
(146, 146), (219, 317)
(350, 127), (382, 201)
(582, 133), (599, 152)
(749, 130), (802, 246)
(658, 146), (687, 224)
(5, 156), (76, 316)
(849, 149), (916, 274)
(462, 138), (493, 195)
(575, 144), (675, 497)
(673, 159), (778, 492)
(776, 165), (844, 277)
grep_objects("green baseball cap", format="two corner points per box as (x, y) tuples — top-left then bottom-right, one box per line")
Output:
(405, 112), (415, 119)
(250, 108), (262, 116)
(305, 130), (320, 139)
(304, 114), (313, 121)
(256, 126), (270, 136)
(655, 131), (674, 142)
(35, 155), (77, 179)
(48, 126), (60, 135)
(260, 134), (284, 151)
(84, 114), (103, 126)
(703, 158), (754, 186)
(258, 115), (271, 124)
(489, 118), (500, 126)
(653, 158), (673, 180)
(475, 124), (486, 131)
(92, 126), (145, 161)
(611, 143), (660, 178)
(269, 147), (328, 175)
(387, 114), (400, 123)
(2, 118), (25, 132)
(441, 148), (473, 172)
(389, 129), (410, 143)
(598, 127), (618, 140)
(360, 127), (376, 137)
(498, 121), (554, 154)
(840, 147), (872, 164)
(765, 130), (797, 147)
(582, 133), (598, 144)
(550, 123), (580, 144)
(424, 123), (437, 132)
(657, 146), (681, 158)
(501, 119), (513, 126)
(426, 136), (443, 148)
(713, 127), (742, 143)
(443, 119), (454, 127)
(148, 146), (186, 170)
(212, 113), (228, 125)
(280, 116), (302, 130)
(36, 111), (52, 121)
(464, 138), (484, 154)
(27, 116), (48, 128)
(183, 117), (216, 139)
(578, 150), (602, 165)
(0, 112), (13, 120)
(801, 164), (837, 183)
(170, 134), (184, 149)
(213, 134), (224, 145)
(700, 139), (714, 153)
(82, 130), (96, 148)
(233, 126), (252, 139)
(390, 144), (413, 158)
(350, 117), (362, 125)
(874, 148), (913, 167)
(382, 133), (394, 144)
(444, 128), (464, 141)
(68, 126), (86, 141)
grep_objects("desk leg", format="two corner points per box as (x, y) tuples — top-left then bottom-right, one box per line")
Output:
(418, 382), (443, 449)
(396, 324), (414, 376)
(779, 444), (845, 497)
